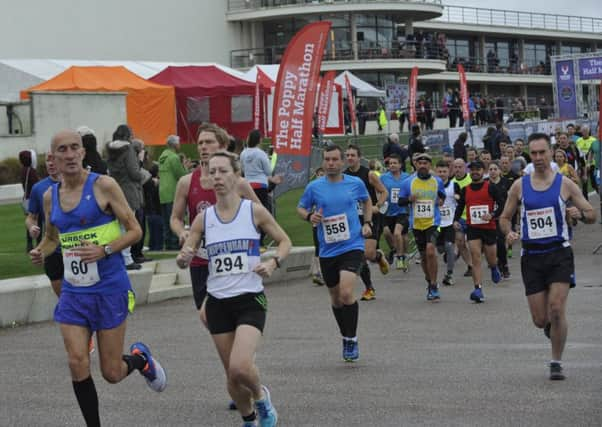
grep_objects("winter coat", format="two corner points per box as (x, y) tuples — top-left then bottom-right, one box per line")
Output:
(106, 140), (150, 211)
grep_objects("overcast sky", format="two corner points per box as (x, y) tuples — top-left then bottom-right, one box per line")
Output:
(449, 0), (601, 19)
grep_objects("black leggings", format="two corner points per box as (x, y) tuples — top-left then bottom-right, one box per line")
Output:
(496, 222), (507, 269)
(253, 187), (270, 245)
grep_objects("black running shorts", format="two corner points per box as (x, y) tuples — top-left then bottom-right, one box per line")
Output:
(44, 251), (64, 281)
(319, 250), (364, 288)
(413, 226), (439, 253)
(466, 227), (497, 246)
(384, 214), (410, 235)
(436, 225), (455, 246)
(190, 265), (209, 310)
(521, 246), (575, 296)
(205, 292), (267, 334)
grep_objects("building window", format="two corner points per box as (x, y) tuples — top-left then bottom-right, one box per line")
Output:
(560, 44), (588, 55)
(187, 97), (209, 124)
(231, 96), (253, 123)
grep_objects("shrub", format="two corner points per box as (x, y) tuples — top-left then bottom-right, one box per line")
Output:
(0, 155), (47, 185)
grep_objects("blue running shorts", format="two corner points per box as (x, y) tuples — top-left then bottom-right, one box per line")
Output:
(54, 291), (130, 332)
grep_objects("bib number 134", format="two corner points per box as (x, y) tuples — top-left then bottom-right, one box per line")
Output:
(212, 253), (249, 276)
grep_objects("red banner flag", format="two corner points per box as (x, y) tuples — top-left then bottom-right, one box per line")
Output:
(343, 73), (356, 134)
(408, 66), (418, 125)
(317, 71), (336, 135)
(457, 64), (470, 123)
(254, 68), (273, 132)
(254, 75), (261, 130)
(271, 21), (331, 194)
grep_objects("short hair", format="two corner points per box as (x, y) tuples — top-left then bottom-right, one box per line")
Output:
(166, 134), (180, 147)
(514, 138), (525, 144)
(247, 129), (262, 148)
(436, 160), (449, 169)
(197, 123), (230, 148)
(527, 132), (551, 147)
(209, 151), (240, 173)
(555, 149), (567, 159)
(388, 153), (402, 163)
(112, 124), (132, 142)
(324, 144), (344, 158)
(557, 131), (568, 138)
(489, 160), (501, 168)
(467, 147), (477, 153)
(479, 149), (491, 156)
(346, 143), (361, 157)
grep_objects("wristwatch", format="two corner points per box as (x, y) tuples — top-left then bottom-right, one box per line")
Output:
(272, 256), (281, 268)
(363, 221), (373, 227)
(103, 245), (113, 258)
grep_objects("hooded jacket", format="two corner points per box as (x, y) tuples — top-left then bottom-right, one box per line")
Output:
(106, 140), (150, 211)
(158, 147), (187, 204)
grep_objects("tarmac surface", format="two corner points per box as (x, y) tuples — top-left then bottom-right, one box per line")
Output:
(1, 201), (601, 427)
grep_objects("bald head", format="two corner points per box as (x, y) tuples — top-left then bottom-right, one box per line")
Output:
(453, 158), (466, 178)
(51, 129), (82, 152)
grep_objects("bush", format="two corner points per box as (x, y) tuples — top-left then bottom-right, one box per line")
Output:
(0, 155), (47, 185)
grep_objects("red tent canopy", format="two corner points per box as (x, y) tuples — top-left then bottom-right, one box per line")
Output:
(150, 65), (258, 143)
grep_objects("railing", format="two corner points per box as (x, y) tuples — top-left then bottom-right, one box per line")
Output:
(437, 5), (602, 34)
(228, 0), (442, 11)
(231, 43), (553, 76)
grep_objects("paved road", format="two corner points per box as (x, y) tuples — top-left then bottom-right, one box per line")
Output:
(1, 215), (601, 426)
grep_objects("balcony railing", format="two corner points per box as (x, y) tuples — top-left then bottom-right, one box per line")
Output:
(227, 0), (442, 11)
(231, 42), (553, 77)
(436, 5), (602, 34)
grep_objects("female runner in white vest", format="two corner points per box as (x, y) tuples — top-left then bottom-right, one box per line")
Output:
(176, 151), (291, 427)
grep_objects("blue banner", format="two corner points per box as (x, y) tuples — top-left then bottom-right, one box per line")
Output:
(555, 60), (577, 119)
(578, 57), (602, 81)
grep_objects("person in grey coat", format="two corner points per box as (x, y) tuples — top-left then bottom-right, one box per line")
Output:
(106, 124), (151, 269)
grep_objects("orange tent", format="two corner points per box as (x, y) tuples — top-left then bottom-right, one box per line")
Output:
(21, 66), (176, 146)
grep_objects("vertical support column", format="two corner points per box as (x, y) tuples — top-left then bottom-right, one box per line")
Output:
(351, 13), (358, 61)
(518, 39), (525, 72)
(482, 83), (489, 97)
(521, 84), (528, 106)
(479, 34), (486, 70)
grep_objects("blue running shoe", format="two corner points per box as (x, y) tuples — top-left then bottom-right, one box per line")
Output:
(342, 338), (349, 361)
(344, 339), (359, 362)
(130, 342), (167, 392)
(491, 266), (501, 284)
(426, 286), (440, 302)
(255, 385), (278, 427)
(229, 400), (238, 410)
(470, 287), (485, 303)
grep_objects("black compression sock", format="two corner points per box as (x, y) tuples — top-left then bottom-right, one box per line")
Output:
(73, 376), (100, 427)
(359, 262), (372, 289)
(342, 301), (359, 338)
(332, 306), (345, 337)
(122, 353), (146, 375)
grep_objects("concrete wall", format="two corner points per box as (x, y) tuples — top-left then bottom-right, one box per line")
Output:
(0, 1), (240, 66)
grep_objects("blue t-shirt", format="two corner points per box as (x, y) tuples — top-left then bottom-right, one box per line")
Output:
(380, 171), (410, 216)
(29, 177), (61, 254)
(298, 175), (368, 257)
(399, 174), (445, 230)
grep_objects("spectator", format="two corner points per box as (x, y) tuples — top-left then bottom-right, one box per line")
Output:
(408, 124), (425, 167)
(382, 133), (408, 171)
(357, 99), (368, 135)
(107, 124), (150, 269)
(19, 149), (40, 252)
(77, 126), (107, 174)
(143, 162), (163, 251)
(453, 132), (468, 161)
(158, 134), (188, 250)
(130, 139), (152, 263)
(538, 97), (549, 120)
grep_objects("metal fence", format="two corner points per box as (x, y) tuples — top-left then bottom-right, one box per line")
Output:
(228, 0), (442, 11)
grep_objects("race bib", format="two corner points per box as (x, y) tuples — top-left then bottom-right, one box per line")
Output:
(63, 249), (100, 287)
(469, 205), (490, 224)
(414, 199), (434, 219)
(196, 236), (208, 259)
(211, 253), (249, 277)
(322, 213), (351, 243)
(391, 188), (400, 204)
(526, 207), (557, 239)
(440, 206), (453, 223)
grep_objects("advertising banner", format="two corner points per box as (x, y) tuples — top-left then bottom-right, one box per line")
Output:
(271, 21), (331, 196)
(457, 64), (470, 122)
(317, 71), (336, 134)
(386, 83), (409, 112)
(578, 56), (602, 81)
(555, 60), (578, 119)
(408, 67), (418, 125)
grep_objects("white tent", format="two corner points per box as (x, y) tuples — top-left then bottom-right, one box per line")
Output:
(335, 70), (385, 98)
(0, 59), (251, 101)
(243, 64), (279, 83)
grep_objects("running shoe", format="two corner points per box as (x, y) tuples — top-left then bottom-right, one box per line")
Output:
(229, 400), (237, 410)
(395, 257), (404, 270)
(502, 267), (511, 280)
(549, 362), (565, 381)
(507, 247), (513, 258)
(311, 274), (325, 286)
(463, 266), (473, 277)
(387, 250), (395, 265)
(360, 288), (375, 301)
(442, 274), (454, 286)
(415, 254), (422, 264)
(470, 287), (485, 303)
(343, 339), (359, 362)
(543, 322), (551, 340)
(426, 286), (440, 302)
(400, 257), (408, 272)
(255, 385), (278, 427)
(377, 249), (389, 274)
(130, 342), (167, 392)
(242, 422), (257, 427)
(491, 266), (501, 284)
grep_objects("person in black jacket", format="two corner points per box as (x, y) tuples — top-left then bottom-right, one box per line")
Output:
(453, 132), (468, 161)
(77, 126), (107, 174)
(408, 124), (425, 170)
(382, 133), (408, 172)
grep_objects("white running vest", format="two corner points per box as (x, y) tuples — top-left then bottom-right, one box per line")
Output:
(205, 199), (263, 298)
(439, 180), (457, 227)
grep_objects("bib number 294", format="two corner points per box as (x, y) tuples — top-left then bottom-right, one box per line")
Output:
(212, 253), (249, 276)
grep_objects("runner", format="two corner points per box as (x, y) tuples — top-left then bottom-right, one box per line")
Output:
(29, 130), (166, 427)
(500, 133), (596, 380)
(451, 158), (473, 277)
(398, 153), (446, 301)
(380, 154), (411, 271)
(298, 144), (372, 361)
(344, 143), (389, 301)
(435, 160), (460, 286)
(454, 160), (504, 303)
(176, 151), (290, 427)
(487, 161), (511, 279)
(170, 123), (260, 327)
